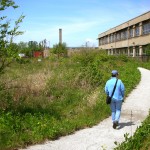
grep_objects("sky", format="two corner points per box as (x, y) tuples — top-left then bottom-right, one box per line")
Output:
(4, 0), (150, 47)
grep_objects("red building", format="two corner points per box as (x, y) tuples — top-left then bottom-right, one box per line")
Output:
(33, 51), (43, 58)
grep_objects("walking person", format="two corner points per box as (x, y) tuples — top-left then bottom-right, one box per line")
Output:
(105, 70), (125, 129)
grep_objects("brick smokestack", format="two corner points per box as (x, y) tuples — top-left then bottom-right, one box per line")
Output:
(59, 28), (62, 44)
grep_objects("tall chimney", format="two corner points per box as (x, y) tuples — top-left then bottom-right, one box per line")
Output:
(59, 28), (62, 44)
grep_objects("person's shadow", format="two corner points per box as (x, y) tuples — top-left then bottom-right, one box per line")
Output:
(117, 121), (135, 130)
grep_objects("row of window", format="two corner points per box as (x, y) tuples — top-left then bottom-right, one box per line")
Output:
(108, 47), (147, 56)
(99, 22), (150, 46)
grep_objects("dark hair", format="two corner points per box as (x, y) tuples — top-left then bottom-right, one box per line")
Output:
(112, 74), (118, 77)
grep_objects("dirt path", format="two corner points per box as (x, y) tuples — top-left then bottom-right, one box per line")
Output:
(21, 67), (150, 150)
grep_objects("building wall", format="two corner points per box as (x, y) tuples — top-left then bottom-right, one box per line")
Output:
(43, 49), (50, 58)
(100, 35), (150, 49)
(98, 11), (150, 57)
(33, 51), (43, 58)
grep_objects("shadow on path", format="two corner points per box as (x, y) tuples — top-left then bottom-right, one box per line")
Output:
(117, 121), (135, 130)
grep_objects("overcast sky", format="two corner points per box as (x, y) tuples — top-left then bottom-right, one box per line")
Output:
(5, 0), (150, 47)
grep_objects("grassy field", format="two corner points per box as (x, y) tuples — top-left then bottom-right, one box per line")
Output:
(0, 50), (149, 150)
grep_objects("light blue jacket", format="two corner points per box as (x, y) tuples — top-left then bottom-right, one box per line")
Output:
(105, 77), (125, 101)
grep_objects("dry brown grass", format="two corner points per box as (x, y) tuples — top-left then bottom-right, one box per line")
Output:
(3, 70), (53, 100)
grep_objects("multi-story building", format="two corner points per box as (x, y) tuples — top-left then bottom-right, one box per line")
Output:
(98, 11), (150, 57)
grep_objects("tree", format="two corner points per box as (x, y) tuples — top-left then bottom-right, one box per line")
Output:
(18, 41), (31, 56)
(18, 41), (28, 52)
(28, 41), (38, 56)
(0, 0), (25, 74)
(52, 42), (68, 58)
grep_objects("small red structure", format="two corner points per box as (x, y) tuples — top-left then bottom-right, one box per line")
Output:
(33, 51), (43, 58)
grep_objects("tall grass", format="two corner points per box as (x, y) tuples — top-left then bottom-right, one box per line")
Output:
(0, 51), (142, 149)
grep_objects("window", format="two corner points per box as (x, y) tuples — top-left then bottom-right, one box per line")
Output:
(103, 37), (105, 44)
(102, 38), (104, 45)
(121, 30), (127, 40)
(129, 28), (133, 38)
(135, 47), (139, 56)
(143, 22), (150, 35)
(104, 37), (107, 44)
(103, 37), (106, 44)
(129, 48), (133, 56)
(121, 31), (124, 40)
(124, 49), (128, 55)
(124, 30), (128, 39)
(111, 34), (113, 43)
(109, 35), (111, 43)
(135, 26), (139, 36)
(99, 39), (102, 46)
(143, 46), (147, 55)
(113, 34), (116, 42)
(107, 35), (109, 43)
(116, 32), (120, 41)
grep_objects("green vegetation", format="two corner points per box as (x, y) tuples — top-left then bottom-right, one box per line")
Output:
(0, 0), (25, 74)
(114, 112), (150, 150)
(52, 42), (68, 58)
(0, 50), (143, 150)
(145, 44), (150, 56)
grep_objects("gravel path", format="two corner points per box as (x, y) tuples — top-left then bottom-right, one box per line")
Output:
(20, 67), (150, 150)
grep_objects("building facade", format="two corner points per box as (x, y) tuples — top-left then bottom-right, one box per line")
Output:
(98, 11), (150, 57)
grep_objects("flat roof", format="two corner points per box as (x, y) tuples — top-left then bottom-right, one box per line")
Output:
(98, 11), (150, 38)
